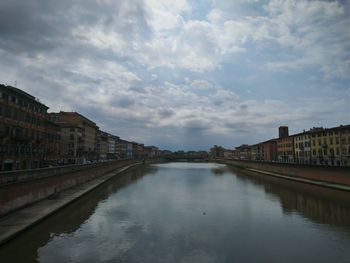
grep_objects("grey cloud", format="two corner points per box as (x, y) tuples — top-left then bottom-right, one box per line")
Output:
(129, 86), (147, 94)
(0, 0), (73, 54)
(158, 108), (175, 118)
(112, 97), (136, 108)
(184, 120), (209, 135)
(0, 0), (151, 55)
(240, 104), (248, 110)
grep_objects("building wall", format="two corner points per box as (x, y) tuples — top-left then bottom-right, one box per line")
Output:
(83, 122), (97, 152)
(59, 126), (84, 164)
(310, 128), (341, 166)
(116, 140), (134, 159)
(98, 132), (108, 159)
(340, 126), (350, 166)
(294, 133), (311, 165)
(221, 159), (350, 186)
(0, 160), (138, 216)
(210, 145), (225, 159)
(50, 112), (99, 162)
(107, 136), (117, 157)
(0, 85), (57, 171)
(277, 136), (294, 163)
(44, 120), (60, 165)
(263, 140), (277, 161)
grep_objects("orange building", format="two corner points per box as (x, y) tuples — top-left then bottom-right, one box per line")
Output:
(276, 126), (294, 163)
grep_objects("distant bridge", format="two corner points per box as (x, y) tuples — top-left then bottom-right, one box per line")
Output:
(164, 157), (209, 162)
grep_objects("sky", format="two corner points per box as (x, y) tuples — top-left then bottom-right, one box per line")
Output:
(0, 0), (349, 151)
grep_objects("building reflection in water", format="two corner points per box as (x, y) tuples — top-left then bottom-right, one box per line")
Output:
(0, 165), (157, 262)
(232, 167), (350, 230)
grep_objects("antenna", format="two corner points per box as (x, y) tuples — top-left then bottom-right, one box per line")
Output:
(15, 80), (17, 87)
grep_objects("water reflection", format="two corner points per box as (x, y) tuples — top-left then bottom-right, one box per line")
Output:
(0, 165), (156, 262)
(232, 168), (350, 230)
(0, 162), (349, 263)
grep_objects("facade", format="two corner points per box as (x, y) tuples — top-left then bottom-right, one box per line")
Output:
(144, 146), (160, 159)
(107, 134), (119, 159)
(57, 123), (84, 164)
(50, 111), (99, 163)
(132, 142), (145, 159)
(263, 139), (277, 162)
(294, 131), (311, 165)
(250, 144), (258, 161)
(223, 149), (234, 159)
(276, 126), (294, 163)
(98, 131), (109, 160)
(0, 84), (58, 170)
(116, 139), (133, 159)
(339, 125), (350, 166)
(234, 144), (251, 160)
(310, 127), (341, 166)
(257, 143), (264, 161)
(44, 120), (60, 166)
(210, 145), (225, 159)
(277, 136), (294, 163)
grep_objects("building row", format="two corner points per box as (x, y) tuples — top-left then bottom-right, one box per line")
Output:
(211, 125), (350, 167)
(0, 84), (161, 171)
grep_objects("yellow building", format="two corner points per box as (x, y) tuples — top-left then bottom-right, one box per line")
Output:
(310, 127), (341, 166)
(294, 131), (311, 165)
(339, 125), (350, 166)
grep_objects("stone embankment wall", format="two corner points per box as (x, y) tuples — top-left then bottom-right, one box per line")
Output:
(0, 160), (139, 216)
(220, 159), (350, 186)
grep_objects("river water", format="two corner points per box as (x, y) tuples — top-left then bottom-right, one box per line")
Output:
(1, 162), (350, 262)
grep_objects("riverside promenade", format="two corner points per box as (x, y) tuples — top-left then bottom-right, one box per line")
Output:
(219, 159), (350, 192)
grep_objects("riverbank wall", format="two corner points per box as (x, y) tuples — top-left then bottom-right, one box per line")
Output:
(0, 160), (140, 216)
(219, 159), (350, 187)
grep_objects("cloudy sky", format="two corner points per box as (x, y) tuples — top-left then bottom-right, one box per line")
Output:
(0, 0), (349, 150)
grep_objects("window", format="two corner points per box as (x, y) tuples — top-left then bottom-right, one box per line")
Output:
(329, 138), (333, 145)
(6, 106), (12, 118)
(336, 148), (339, 155)
(10, 95), (16, 103)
